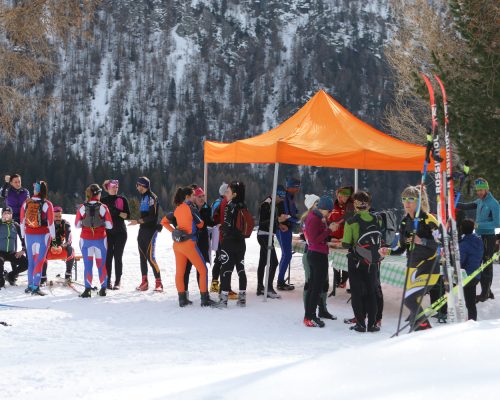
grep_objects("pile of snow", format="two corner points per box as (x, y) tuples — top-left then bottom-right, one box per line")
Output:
(1, 215), (499, 399)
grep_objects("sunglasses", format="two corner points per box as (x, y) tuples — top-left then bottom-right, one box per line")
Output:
(401, 197), (418, 203)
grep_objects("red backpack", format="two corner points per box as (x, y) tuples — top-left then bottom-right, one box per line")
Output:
(236, 208), (254, 238)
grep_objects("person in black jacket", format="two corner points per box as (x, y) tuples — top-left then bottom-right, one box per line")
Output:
(216, 180), (248, 308)
(129, 177), (163, 292)
(102, 179), (130, 290)
(184, 186), (215, 292)
(256, 186), (288, 298)
(0, 207), (28, 287)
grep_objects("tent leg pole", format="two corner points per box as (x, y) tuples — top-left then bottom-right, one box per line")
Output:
(354, 168), (359, 192)
(264, 163), (280, 302)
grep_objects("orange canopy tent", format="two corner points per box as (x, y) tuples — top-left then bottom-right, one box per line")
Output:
(204, 89), (434, 171)
(203, 89), (436, 299)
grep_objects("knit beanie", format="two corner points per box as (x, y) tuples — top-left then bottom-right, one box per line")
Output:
(304, 194), (320, 210)
(136, 177), (150, 189)
(194, 187), (205, 197)
(475, 178), (489, 191)
(219, 182), (228, 196)
(317, 195), (334, 211)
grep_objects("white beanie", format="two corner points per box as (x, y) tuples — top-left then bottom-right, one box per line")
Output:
(219, 182), (228, 196)
(304, 194), (320, 210)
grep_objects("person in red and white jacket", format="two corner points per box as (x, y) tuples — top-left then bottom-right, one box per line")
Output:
(20, 180), (55, 296)
(75, 184), (113, 298)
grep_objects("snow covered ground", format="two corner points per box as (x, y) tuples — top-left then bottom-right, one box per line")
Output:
(1, 216), (499, 400)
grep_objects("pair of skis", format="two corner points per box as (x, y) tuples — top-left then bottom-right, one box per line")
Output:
(420, 73), (466, 324)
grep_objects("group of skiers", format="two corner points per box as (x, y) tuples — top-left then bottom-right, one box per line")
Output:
(1, 172), (499, 327)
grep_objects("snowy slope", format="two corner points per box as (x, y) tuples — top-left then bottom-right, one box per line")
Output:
(1, 215), (499, 400)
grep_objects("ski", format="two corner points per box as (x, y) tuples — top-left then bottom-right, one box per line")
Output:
(55, 274), (97, 291)
(53, 278), (83, 295)
(421, 73), (458, 324)
(393, 84), (435, 337)
(434, 75), (467, 323)
(392, 251), (499, 337)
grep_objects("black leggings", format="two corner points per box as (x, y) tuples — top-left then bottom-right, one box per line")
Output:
(348, 258), (378, 327)
(219, 247), (246, 292)
(464, 279), (479, 320)
(138, 228), (161, 279)
(212, 244), (222, 281)
(0, 251), (28, 286)
(257, 235), (278, 290)
(106, 232), (127, 282)
(305, 251), (329, 320)
(479, 234), (496, 297)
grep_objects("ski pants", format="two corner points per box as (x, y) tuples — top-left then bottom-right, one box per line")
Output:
(404, 253), (440, 326)
(220, 247), (246, 292)
(303, 250), (329, 314)
(25, 233), (50, 289)
(174, 240), (208, 293)
(43, 245), (75, 280)
(0, 251), (28, 287)
(257, 235), (278, 290)
(464, 278), (479, 321)
(348, 257), (378, 328)
(106, 231), (127, 283)
(304, 250), (329, 320)
(479, 234), (496, 297)
(138, 228), (160, 279)
(80, 238), (108, 289)
(276, 228), (293, 284)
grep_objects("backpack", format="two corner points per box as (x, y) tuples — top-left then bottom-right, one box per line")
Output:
(81, 202), (105, 229)
(352, 213), (382, 265)
(375, 209), (398, 246)
(24, 199), (47, 229)
(236, 207), (255, 238)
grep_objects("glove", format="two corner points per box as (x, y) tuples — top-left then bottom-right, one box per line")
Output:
(4, 175), (10, 183)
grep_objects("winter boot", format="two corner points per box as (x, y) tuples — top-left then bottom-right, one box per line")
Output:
(277, 281), (295, 291)
(106, 281), (112, 290)
(80, 288), (92, 298)
(367, 324), (380, 332)
(113, 279), (121, 290)
(214, 292), (228, 309)
(154, 278), (163, 292)
(98, 288), (106, 297)
(210, 280), (220, 293)
(31, 287), (47, 296)
(228, 290), (238, 300)
(303, 317), (325, 328)
(24, 286), (32, 294)
(237, 291), (246, 307)
(178, 292), (192, 307)
(318, 296), (337, 320)
(350, 323), (366, 333)
(200, 292), (216, 307)
(136, 276), (148, 291)
(256, 286), (264, 296)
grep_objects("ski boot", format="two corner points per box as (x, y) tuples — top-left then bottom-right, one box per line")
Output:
(200, 292), (217, 307)
(228, 290), (238, 300)
(303, 317), (325, 328)
(277, 281), (295, 291)
(24, 286), (33, 294)
(414, 321), (432, 331)
(40, 277), (47, 287)
(367, 323), (380, 332)
(350, 323), (366, 333)
(178, 292), (192, 307)
(214, 292), (228, 309)
(80, 288), (92, 298)
(6, 271), (17, 286)
(267, 289), (281, 299)
(31, 287), (47, 296)
(237, 291), (246, 307)
(136, 276), (148, 291)
(318, 304), (337, 320)
(98, 288), (106, 297)
(256, 286), (264, 296)
(154, 278), (163, 292)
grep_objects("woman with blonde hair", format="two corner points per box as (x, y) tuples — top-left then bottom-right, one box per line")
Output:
(380, 185), (441, 331)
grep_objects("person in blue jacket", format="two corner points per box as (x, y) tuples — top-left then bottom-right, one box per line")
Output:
(459, 219), (484, 320)
(276, 177), (301, 290)
(457, 178), (499, 302)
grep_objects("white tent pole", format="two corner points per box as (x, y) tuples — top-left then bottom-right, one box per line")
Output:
(354, 168), (359, 192)
(264, 162), (280, 302)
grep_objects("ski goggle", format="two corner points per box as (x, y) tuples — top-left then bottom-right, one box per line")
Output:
(401, 197), (418, 203)
(108, 179), (119, 188)
(53, 206), (63, 213)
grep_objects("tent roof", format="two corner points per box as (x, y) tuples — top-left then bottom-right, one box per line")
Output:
(204, 90), (432, 171)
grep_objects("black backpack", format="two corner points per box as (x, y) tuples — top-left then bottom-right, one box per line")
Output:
(375, 209), (398, 246)
(352, 213), (382, 264)
(81, 202), (105, 229)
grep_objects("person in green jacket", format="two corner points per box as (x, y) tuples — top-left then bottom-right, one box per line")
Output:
(457, 178), (500, 302)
